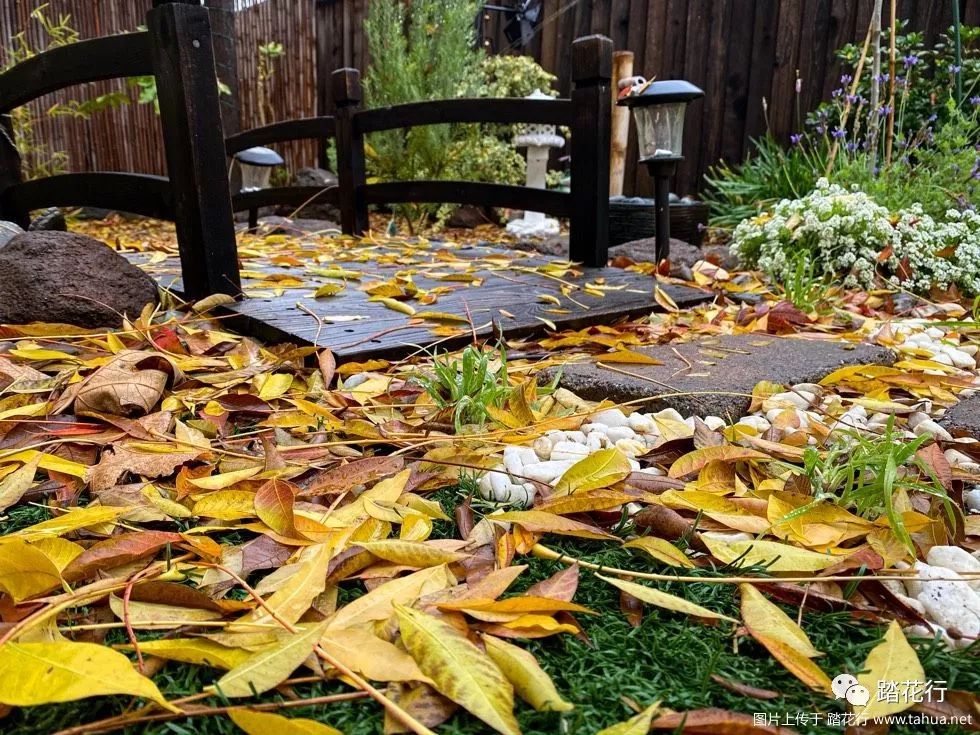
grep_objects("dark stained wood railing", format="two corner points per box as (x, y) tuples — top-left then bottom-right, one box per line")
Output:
(0, 4), (613, 297)
(0, 0), (240, 299)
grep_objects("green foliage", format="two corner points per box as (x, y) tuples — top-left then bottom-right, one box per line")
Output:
(832, 105), (980, 218)
(0, 5), (128, 179)
(415, 344), (510, 432)
(363, 0), (483, 230)
(703, 134), (826, 228)
(814, 22), (980, 138)
(783, 419), (954, 553)
(362, 0), (562, 232)
(706, 24), (980, 232)
(476, 54), (558, 99)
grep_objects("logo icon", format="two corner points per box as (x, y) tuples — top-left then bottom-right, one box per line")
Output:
(831, 674), (870, 707)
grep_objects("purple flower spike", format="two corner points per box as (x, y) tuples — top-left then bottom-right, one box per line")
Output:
(903, 54), (919, 67)
(790, 133), (804, 146)
(949, 64), (962, 74)
(970, 96), (980, 106)
(832, 127), (846, 139)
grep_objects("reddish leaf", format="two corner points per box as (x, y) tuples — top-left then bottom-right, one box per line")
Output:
(63, 531), (182, 582)
(254, 478), (300, 537)
(525, 563), (579, 602)
(651, 707), (800, 734)
(709, 674), (780, 700)
(300, 455), (405, 497)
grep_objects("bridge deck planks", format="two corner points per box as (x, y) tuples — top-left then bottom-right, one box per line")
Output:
(127, 240), (711, 362)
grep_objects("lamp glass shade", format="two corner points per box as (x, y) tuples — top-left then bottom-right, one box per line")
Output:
(240, 163), (273, 192)
(634, 102), (687, 159)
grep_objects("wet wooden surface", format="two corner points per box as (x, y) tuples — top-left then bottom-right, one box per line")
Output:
(127, 237), (711, 362)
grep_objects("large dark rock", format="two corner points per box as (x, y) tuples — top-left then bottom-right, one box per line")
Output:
(610, 237), (740, 272)
(0, 221), (24, 248)
(0, 231), (160, 328)
(282, 167), (342, 222)
(940, 396), (980, 440)
(29, 207), (67, 232)
(447, 205), (497, 229)
(542, 334), (895, 419)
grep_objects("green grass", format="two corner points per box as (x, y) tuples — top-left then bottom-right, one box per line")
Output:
(414, 344), (512, 433)
(5, 495), (977, 735)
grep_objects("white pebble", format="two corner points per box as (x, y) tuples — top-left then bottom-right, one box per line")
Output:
(653, 408), (685, 423)
(737, 416), (771, 432)
(763, 391), (814, 411)
(913, 419), (953, 442)
(586, 433), (606, 451)
(702, 416), (726, 431)
(927, 546), (980, 593)
(522, 459), (576, 484)
(627, 413), (657, 433)
(907, 412), (931, 430)
(912, 564), (980, 639)
(605, 426), (636, 443)
(503, 445), (537, 477)
(550, 441), (590, 461)
(615, 439), (647, 457)
(532, 435), (555, 460)
(591, 409), (629, 428)
(964, 486), (980, 513)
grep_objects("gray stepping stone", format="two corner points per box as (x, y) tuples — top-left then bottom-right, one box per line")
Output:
(544, 334), (895, 420)
(940, 396), (980, 440)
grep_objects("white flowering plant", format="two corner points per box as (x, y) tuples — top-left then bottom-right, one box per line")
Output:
(731, 179), (980, 294)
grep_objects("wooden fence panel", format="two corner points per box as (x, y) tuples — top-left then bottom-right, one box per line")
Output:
(1, 0), (975, 197)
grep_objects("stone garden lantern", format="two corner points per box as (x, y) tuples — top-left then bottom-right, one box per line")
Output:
(618, 79), (703, 261)
(234, 146), (284, 230)
(506, 89), (565, 239)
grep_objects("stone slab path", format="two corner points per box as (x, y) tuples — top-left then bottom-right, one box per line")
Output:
(546, 334), (895, 420)
(941, 395), (980, 440)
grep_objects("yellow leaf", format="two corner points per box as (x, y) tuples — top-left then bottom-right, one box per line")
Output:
(0, 537), (63, 601)
(233, 543), (334, 630)
(2, 450), (88, 478)
(258, 374), (293, 400)
(395, 604), (520, 735)
(599, 349), (663, 365)
(596, 702), (661, 735)
(414, 310), (470, 323)
(854, 621), (925, 721)
(319, 628), (431, 683)
(327, 565), (455, 631)
(371, 297), (416, 315)
(357, 540), (468, 568)
(0, 455), (41, 512)
(553, 448), (632, 495)
(668, 445), (770, 479)
(740, 584), (821, 657)
(654, 286), (679, 311)
(751, 634), (832, 694)
(491, 510), (618, 541)
(314, 283), (346, 298)
(188, 466), (262, 491)
(0, 640), (174, 711)
(623, 537), (694, 568)
(108, 595), (223, 629)
(229, 709), (342, 735)
(193, 490), (258, 520)
(213, 622), (328, 697)
(535, 489), (637, 516)
(127, 638), (253, 670)
(701, 537), (843, 572)
(598, 575), (737, 623)
(482, 635), (574, 712)
(13, 505), (127, 540)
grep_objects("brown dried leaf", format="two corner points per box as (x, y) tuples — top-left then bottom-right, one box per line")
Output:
(74, 351), (174, 417)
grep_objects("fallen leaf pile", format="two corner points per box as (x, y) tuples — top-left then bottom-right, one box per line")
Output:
(0, 220), (977, 734)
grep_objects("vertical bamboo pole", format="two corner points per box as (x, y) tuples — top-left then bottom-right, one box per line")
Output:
(867, 0), (883, 172)
(884, 0), (897, 165)
(609, 50), (633, 197)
